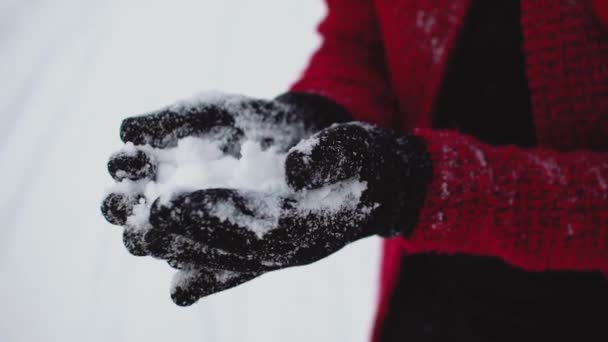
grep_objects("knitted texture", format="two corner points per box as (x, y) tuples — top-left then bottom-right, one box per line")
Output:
(407, 128), (608, 271)
(290, 0), (608, 340)
(521, 1), (608, 150)
(290, 0), (399, 128)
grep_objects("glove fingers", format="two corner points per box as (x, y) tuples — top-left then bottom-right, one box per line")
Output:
(101, 192), (140, 226)
(145, 230), (271, 272)
(170, 268), (260, 306)
(284, 222), (353, 267)
(149, 189), (280, 253)
(107, 150), (156, 181)
(123, 226), (149, 256)
(120, 106), (240, 149)
(259, 200), (372, 266)
(285, 123), (370, 191)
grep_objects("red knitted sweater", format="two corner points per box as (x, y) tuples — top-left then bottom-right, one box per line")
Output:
(290, 0), (608, 340)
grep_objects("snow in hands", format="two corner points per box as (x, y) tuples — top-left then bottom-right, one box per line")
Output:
(106, 92), (371, 239)
(102, 92), (382, 305)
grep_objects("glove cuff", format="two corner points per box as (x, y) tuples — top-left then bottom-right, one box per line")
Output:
(274, 92), (352, 132)
(374, 132), (433, 238)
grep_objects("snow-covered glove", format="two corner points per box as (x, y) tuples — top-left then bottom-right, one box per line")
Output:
(144, 122), (432, 306)
(101, 92), (350, 255)
(118, 92), (350, 154)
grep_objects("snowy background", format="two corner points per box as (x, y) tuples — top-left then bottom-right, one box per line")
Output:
(0, 1), (381, 341)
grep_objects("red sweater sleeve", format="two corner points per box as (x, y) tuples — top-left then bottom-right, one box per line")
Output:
(290, 0), (397, 127)
(590, 0), (608, 27)
(403, 128), (608, 271)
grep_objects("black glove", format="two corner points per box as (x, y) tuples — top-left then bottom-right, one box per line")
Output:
(101, 93), (432, 306)
(118, 92), (351, 153)
(101, 92), (350, 254)
(146, 123), (431, 305)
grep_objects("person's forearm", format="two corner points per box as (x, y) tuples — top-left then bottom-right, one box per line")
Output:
(400, 128), (608, 271)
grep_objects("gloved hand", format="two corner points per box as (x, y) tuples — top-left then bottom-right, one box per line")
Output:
(147, 122), (431, 305)
(101, 92), (350, 252)
(101, 93), (432, 306)
(118, 92), (351, 153)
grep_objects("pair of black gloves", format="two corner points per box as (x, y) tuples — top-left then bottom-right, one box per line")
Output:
(101, 92), (431, 306)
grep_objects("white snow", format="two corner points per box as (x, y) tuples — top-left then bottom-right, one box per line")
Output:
(289, 135), (319, 165)
(296, 178), (368, 214)
(291, 135), (319, 156)
(208, 191), (283, 238)
(111, 135), (288, 233)
(110, 118), (369, 238)
(0, 1), (381, 342)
